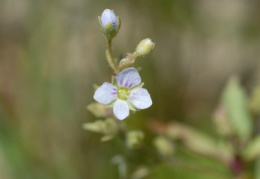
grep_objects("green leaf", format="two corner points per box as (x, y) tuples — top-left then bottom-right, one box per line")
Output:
(243, 135), (260, 161)
(255, 159), (260, 179)
(249, 85), (260, 114)
(147, 163), (231, 179)
(165, 123), (233, 163)
(221, 76), (252, 142)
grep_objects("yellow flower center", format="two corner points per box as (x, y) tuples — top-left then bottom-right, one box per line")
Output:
(118, 88), (130, 100)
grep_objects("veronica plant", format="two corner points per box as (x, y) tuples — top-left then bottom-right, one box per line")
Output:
(83, 9), (260, 179)
(83, 9), (159, 178)
(84, 9), (155, 141)
(92, 9), (154, 121)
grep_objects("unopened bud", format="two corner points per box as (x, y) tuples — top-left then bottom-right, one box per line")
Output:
(132, 167), (149, 179)
(83, 120), (105, 134)
(83, 118), (118, 136)
(154, 136), (175, 157)
(126, 131), (144, 149)
(136, 38), (155, 56)
(99, 9), (121, 40)
(103, 118), (118, 135)
(118, 58), (127, 69)
(87, 102), (111, 118)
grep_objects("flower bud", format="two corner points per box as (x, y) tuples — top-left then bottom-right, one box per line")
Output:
(83, 120), (105, 134)
(136, 38), (155, 56)
(83, 118), (118, 136)
(99, 9), (121, 40)
(118, 58), (127, 69)
(154, 136), (175, 157)
(126, 131), (144, 149)
(101, 9), (117, 28)
(132, 167), (149, 179)
(87, 102), (112, 118)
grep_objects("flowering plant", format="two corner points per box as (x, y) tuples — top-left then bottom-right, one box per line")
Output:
(87, 9), (155, 122)
(84, 9), (155, 145)
(94, 67), (152, 120)
(83, 9), (260, 179)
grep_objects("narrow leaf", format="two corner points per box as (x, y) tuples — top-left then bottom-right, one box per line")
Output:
(221, 76), (252, 142)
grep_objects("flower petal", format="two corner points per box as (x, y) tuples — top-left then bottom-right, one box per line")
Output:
(94, 82), (117, 104)
(116, 67), (141, 88)
(113, 100), (129, 120)
(101, 9), (117, 28)
(128, 88), (152, 109)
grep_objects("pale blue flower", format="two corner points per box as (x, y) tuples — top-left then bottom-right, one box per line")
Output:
(94, 68), (152, 120)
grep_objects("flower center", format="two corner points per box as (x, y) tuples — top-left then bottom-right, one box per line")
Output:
(117, 88), (129, 100)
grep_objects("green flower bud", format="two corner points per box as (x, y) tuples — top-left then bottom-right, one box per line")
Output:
(136, 38), (155, 56)
(154, 136), (175, 157)
(118, 58), (127, 69)
(87, 102), (111, 118)
(103, 118), (118, 135)
(132, 167), (149, 179)
(83, 120), (106, 134)
(98, 9), (121, 40)
(126, 131), (144, 149)
(83, 118), (118, 136)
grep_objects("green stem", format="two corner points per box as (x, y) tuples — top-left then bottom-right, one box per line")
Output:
(126, 52), (138, 64)
(106, 39), (118, 73)
(118, 52), (138, 72)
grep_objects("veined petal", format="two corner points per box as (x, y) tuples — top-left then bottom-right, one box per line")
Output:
(113, 100), (129, 120)
(116, 67), (141, 88)
(94, 82), (117, 104)
(128, 88), (152, 109)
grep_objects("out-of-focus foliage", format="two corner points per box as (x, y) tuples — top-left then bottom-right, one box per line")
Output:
(243, 136), (260, 161)
(249, 85), (260, 115)
(221, 76), (252, 142)
(1, 0), (260, 179)
(165, 122), (233, 163)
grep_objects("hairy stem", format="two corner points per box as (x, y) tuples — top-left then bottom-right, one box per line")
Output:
(126, 52), (138, 64)
(118, 52), (138, 72)
(106, 39), (118, 73)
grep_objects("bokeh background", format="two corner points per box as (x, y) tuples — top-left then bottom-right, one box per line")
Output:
(1, 0), (260, 178)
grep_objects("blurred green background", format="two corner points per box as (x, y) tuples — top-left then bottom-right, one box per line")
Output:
(1, 0), (260, 178)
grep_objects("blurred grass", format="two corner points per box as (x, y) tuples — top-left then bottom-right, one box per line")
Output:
(1, 0), (260, 178)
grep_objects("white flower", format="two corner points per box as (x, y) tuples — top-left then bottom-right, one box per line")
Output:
(94, 67), (152, 120)
(101, 9), (118, 29)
